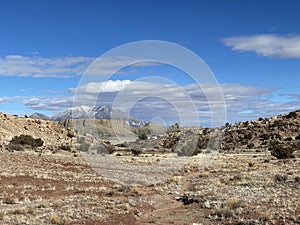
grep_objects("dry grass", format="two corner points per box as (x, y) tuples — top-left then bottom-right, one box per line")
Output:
(0, 210), (6, 220)
(214, 207), (234, 218)
(226, 196), (246, 209)
(12, 208), (25, 215)
(130, 186), (142, 196)
(52, 200), (61, 209)
(49, 213), (64, 225)
(255, 210), (271, 222)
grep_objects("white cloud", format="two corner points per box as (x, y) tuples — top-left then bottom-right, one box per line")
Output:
(221, 34), (300, 58)
(0, 98), (7, 103)
(70, 80), (132, 94)
(23, 96), (73, 111)
(0, 55), (160, 78)
(0, 55), (93, 78)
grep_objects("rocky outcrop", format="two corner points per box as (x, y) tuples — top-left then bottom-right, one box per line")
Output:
(132, 122), (167, 136)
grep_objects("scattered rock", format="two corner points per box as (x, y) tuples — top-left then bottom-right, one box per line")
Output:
(274, 174), (288, 182)
(176, 194), (199, 205)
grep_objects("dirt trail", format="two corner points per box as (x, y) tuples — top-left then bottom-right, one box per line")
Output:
(138, 170), (198, 225)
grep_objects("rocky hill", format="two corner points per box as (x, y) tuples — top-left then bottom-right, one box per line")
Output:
(0, 113), (76, 151)
(221, 110), (300, 151)
(1, 109), (299, 155)
(147, 109), (300, 155)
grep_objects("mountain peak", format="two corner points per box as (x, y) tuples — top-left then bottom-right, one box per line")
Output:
(30, 113), (50, 120)
(51, 105), (145, 127)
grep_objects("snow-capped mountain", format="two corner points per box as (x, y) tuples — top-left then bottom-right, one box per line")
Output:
(51, 105), (145, 127)
(30, 113), (50, 120)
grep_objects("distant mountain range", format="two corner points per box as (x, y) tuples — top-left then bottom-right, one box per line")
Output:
(30, 105), (145, 127)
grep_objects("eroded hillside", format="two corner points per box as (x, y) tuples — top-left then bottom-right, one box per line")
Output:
(0, 113), (76, 151)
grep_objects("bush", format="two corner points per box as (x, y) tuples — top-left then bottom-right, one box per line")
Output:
(269, 141), (295, 159)
(247, 143), (255, 149)
(60, 144), (72, 152)
(286, 111), (297, 119)
(34, 138), (44, 147)
(67, 131), (75, 138)
(116, 143), (128, 147)
(10, 135), (43, 148)
(138, 133), (148, 140)
(131, 148), (142, 156)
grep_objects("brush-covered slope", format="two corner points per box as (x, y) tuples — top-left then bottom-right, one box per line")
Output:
(0, 113), (76, 150)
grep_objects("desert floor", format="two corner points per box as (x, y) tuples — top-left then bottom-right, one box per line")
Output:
(0, 149), (299, 225)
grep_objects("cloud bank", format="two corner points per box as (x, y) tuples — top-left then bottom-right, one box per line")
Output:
(221, 34), (300, 58)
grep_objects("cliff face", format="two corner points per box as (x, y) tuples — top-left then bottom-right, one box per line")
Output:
(0, 113), (76, 150)
(60, 118), (135, 138)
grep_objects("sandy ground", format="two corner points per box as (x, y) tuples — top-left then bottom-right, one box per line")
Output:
(0, 149), (299, 225)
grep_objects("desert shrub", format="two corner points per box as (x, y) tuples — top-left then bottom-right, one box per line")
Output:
(10, 135), (43, 148)
(162, 134), (180, 151)
(116, 143), (128, 147)
(7, 144), (25, 152)
(138, 133), (148, 140)
(269, 141), (295, 159)
(49, 213), (64, 225)
(247, 143), (255, 149)
(60, 144), (71, 152)
(67, 131), (75, 138)
(244, 133), (252, 140)
(274, 174), (288, 182)
(34, 138), (44, 147)
(197, 136), (209, 149)
(286, 111), (297, 119)
(131, 148), (142, 156)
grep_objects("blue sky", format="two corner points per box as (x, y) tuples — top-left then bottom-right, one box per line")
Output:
(0, 0), (299, 126)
